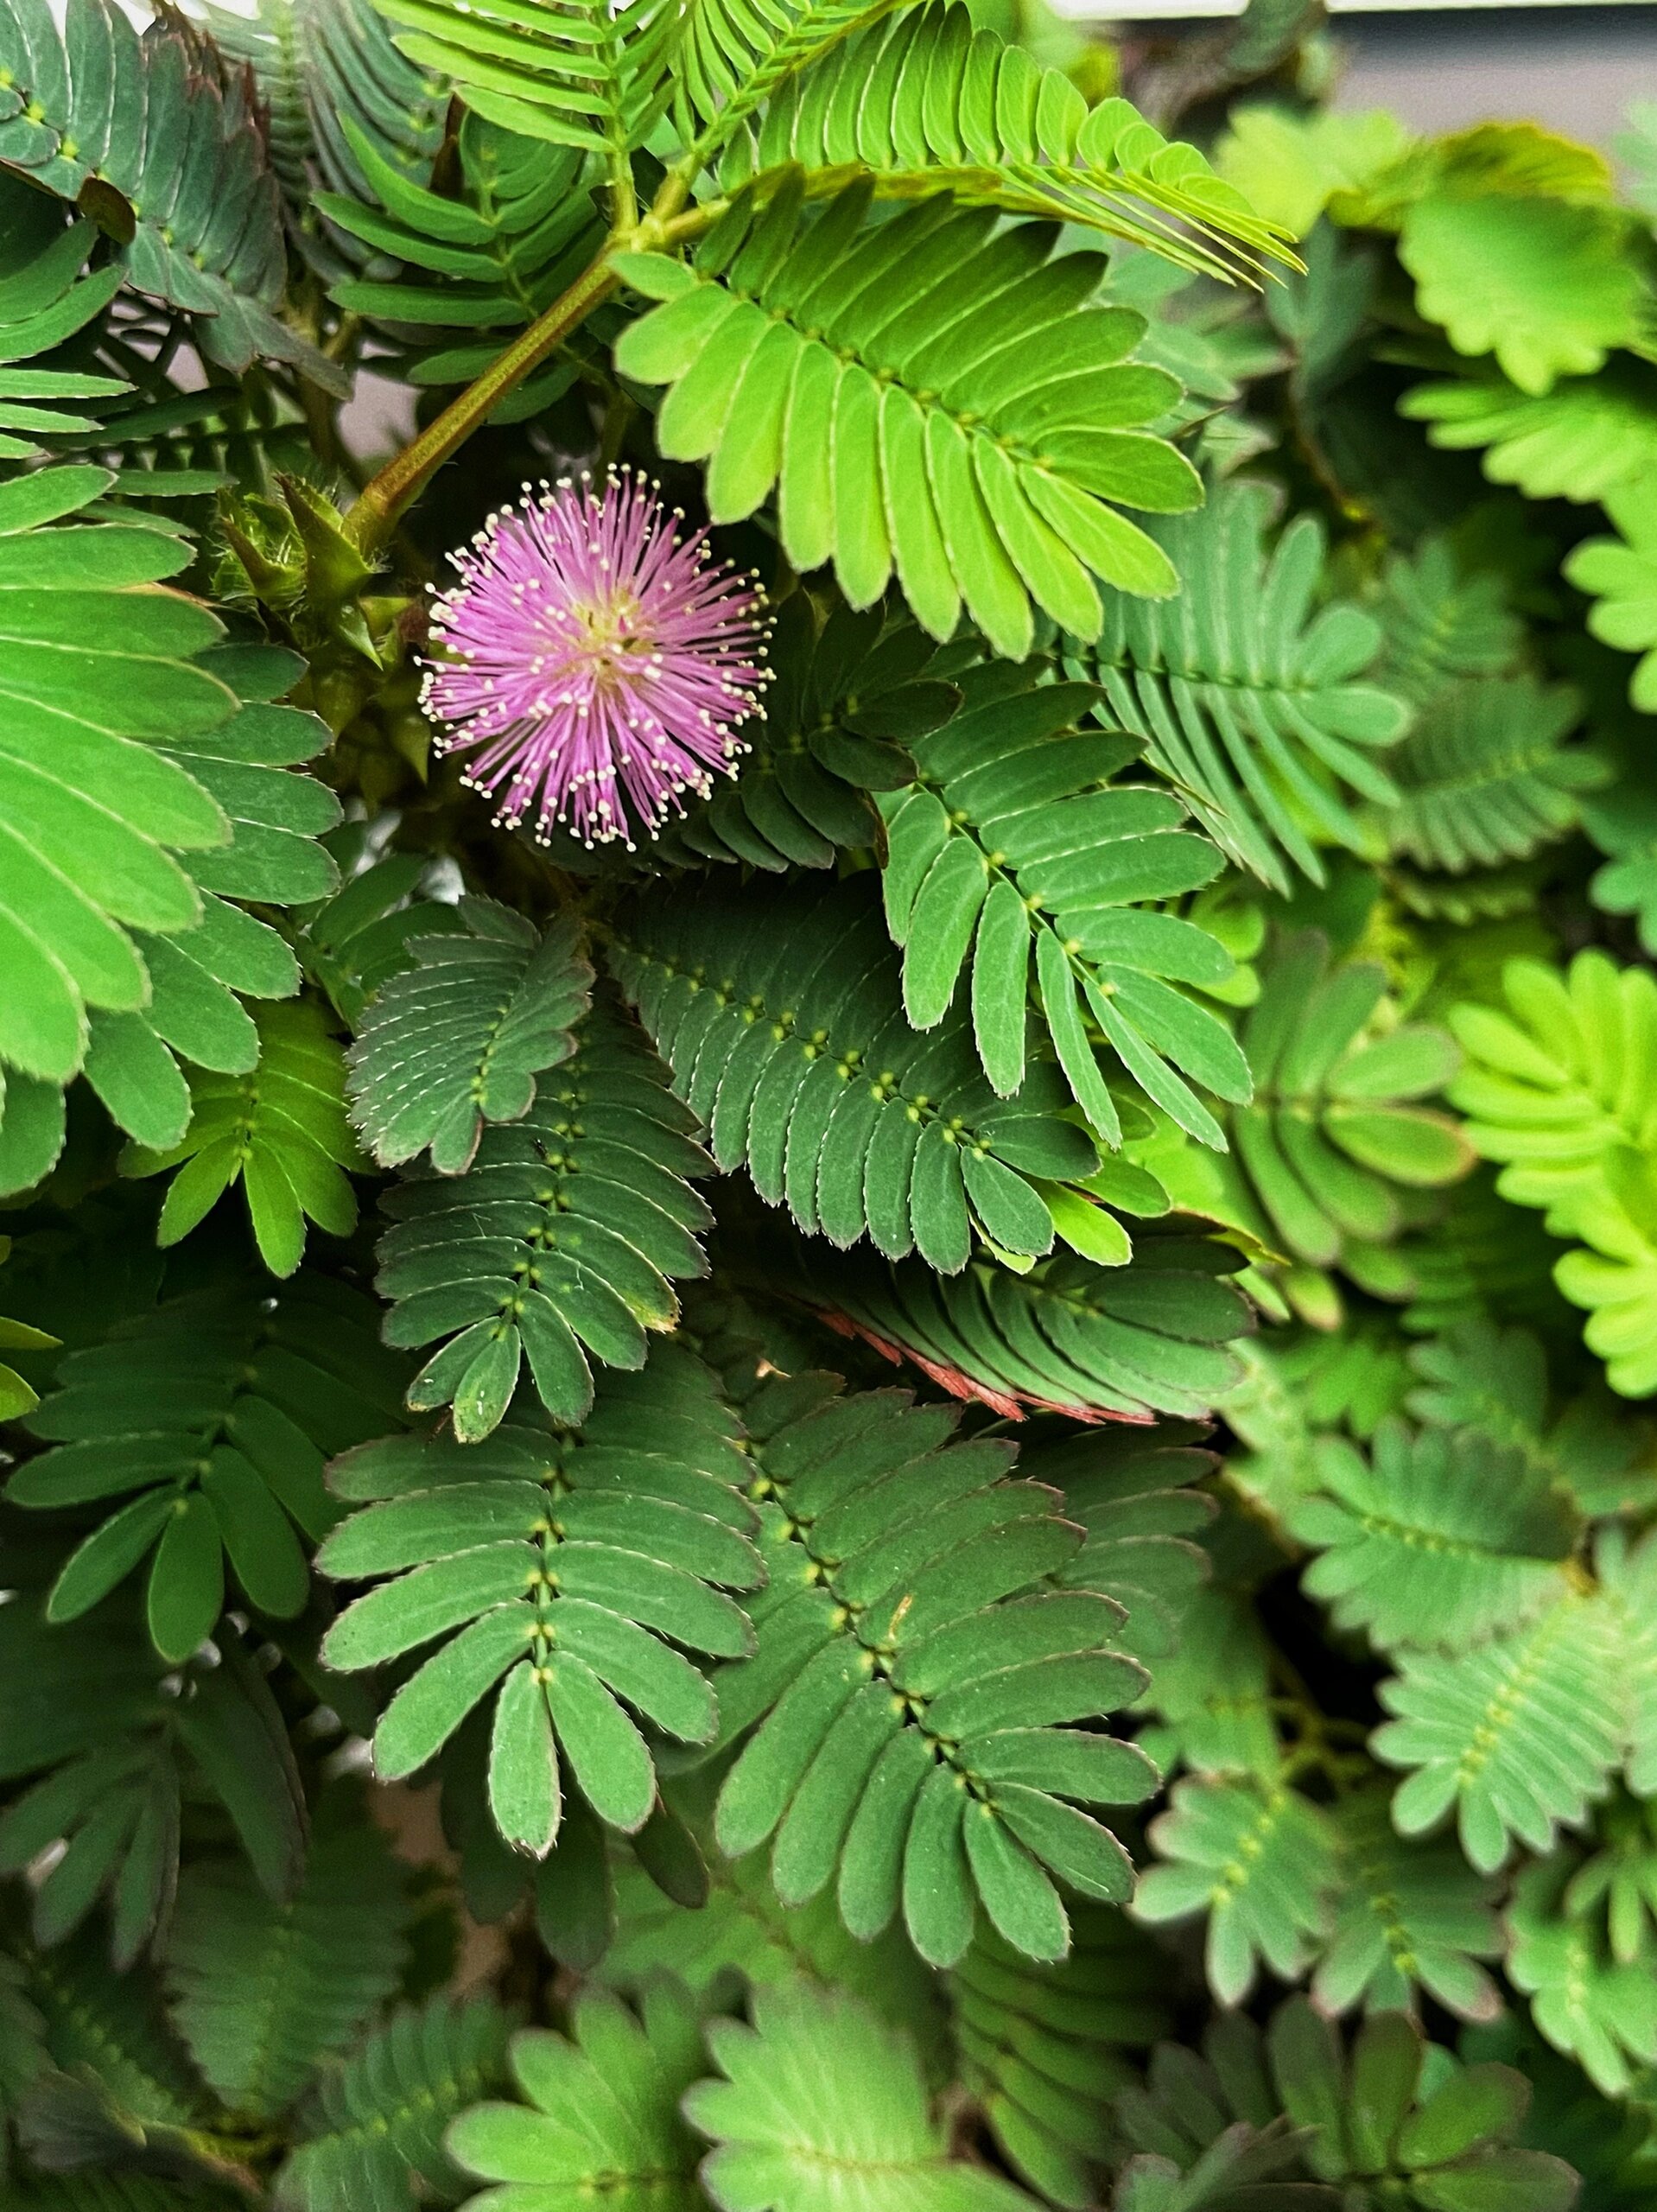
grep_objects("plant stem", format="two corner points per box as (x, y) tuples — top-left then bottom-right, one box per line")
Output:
(345, 244), (619, 556)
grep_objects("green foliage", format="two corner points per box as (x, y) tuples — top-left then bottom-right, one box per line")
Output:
(201, 0), (449, 279)
(1286, 1419), (1578, 1652)
(375, 0), (678, 159)
(168, 1814), (410, 2120)
(614, 187), (1199, 659)
(121, 1001), (364, 1279)
(1133, 1775), (1337, 2005)
(9, 1272), (405, 1658)
(950, 1912), (1172, 2208)
(723, 6), (1287, 277)
(658, 595), (955, 872)
(0, 1607), (304, 1964)
(447, 1983), (705, 2208)
(1074, 480), (1410, 892)
(1450, 951), (1657, 1391)
(1399, 364), (1657, 506)
(1150, 929), (1471, 1311)
(780, 1230), (1254, 1421)
(1111, 1999), (1578, 2210)
(707, 1370), (1157, 1967)
(374, 1001), (713, 1435)
(10, 16), (1657, 2210)
(877, 664), (1248, 1147)
(687, 1979), (1038, 2211)
(1398, 194), (1641, 397)
(0, 0), (339, 386)
(0, 470), (340, 1190)
(326, 117), (606, 407)
(276, 1994), (511, 2209)
(347, 901), (593, 1174)
(609, 875), (1101, 1274)
(321, 1347), (757, 1852)
(1566, 489), (1657, 715)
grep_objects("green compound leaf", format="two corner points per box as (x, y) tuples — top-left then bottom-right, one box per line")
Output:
(0, 1611), (304, 1967)
(1216, 931), (1471, 1278)
(274, 1993), (512, 2211)
(10, 1272), (408, 1662)
(321, 1347), (757, 1852)
(0, 0), (343, 386)
(167, 1814), (410, 2123)
(1565, 487), (1657, 716)
(1406, 1319), (1657, 1519)
(654, 595), (955, 874)
(716, 5), (1291, 280)
(1507, 1853), (1657, 2101)
(1400, 359), (1657, 506)
(782, 1230), (1254, 1423)
(347, 899), (593, 1176)
(1372, 1594), (1627, 1873)
(607, 874), (1101, 1274)
(0, 464), (238, 1098)
(326, 114), (606, 408)
(376, 1000), (713, 1437)
(1367, 671), (1603, 876)
(686, 1980), (1041, 2212)
(614, 185), (1199, 660)
(1286, 1418), (1579, 1655)
(1133, 1776), (1338, 2006)
(1399, 193), (1642, 397)
(877, 664), (1246, 1147)
(199, 0), (449, 283)
(949, 1910), (1174, 2209)
(373, 0), (678, 156)
(598, 1783), (944, 2044)
(1073, 479), (1410, 893)
(447, 1984), (706, 2209)
(1313, 1789), (1502, 2024)
(704, 1372), (1156, 1967)
(121, 1000), (365, 1281)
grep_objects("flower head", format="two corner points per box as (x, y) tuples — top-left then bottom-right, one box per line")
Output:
(421, 468), (769, 848)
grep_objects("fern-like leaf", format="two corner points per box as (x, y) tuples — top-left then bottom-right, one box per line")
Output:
(950, 1912), (1171, 2209)
(1286, 1419), (1578, 1653)
(1373, 1593), (1626, 1873)
(1133, 1776), (1337, 2005)
(121, 1001), (364, 1281)
(374, 0), (678, 162)
(609, 874), (1101, 1274)
(1400, 359), (1657, 505)
(707, 1370), (1157, 1967)
(878, 664), (1248, 1145)
(1074, 480), (1410, 891)
(167, 1813), (410, 2120)
(0, 1608), (305, 1965)
(613, 185), (1200, 659)
(320, 1346), (758, 1853)
(376, 1001), (713, 1436)
(686, 1980), (1040, 2211)
(276, 1994), (511, 2210)
(10, 1273), (408, 1661)
(448, 1984), (706, 2207)
(0, 0), (341, 385)
(347, 901), (592, 1175)
(326, 116), (606, 410)
(785, 1230), (1254, 1421)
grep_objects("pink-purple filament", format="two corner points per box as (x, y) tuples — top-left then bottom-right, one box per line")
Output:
(421, 470), (769, 847)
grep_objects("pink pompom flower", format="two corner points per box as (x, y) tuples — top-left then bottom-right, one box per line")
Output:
(420, 468), (770, 848)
